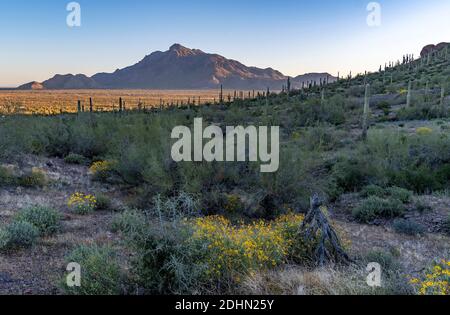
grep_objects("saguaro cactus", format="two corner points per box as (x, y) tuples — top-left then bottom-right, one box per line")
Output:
(362, 84), (371, 140)
(406, 81), (412, 108)
(219, 85), (223, 104)
(89, 97), (93, 113)
(287, 77), (291, 94)
(441, 83), (446, 111)
(77, 100), (81, 113)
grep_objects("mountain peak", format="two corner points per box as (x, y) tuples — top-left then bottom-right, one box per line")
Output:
(169, 43), (201, 57)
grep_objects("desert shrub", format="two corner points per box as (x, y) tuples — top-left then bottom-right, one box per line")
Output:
(413, 198), (433, 213)
(67, 192), (97, 214)
(63, 244), (122, 295)
(365, 250), (400, 273)
(111, 210), (147, 236)
(331, 157), (373, 195)
(224, 194), (245, 215)
(148, 192), (200, 221)
(410, 259), (450, 295)
(64, 153), (87, 165)
(360, 185), (386, 198)
(125, 213), (307, 294)
(15, 206), (61, 236)
(386, 186), (413, 203)
(0, 228), (10, 250)
(18, 168), (48, 187)
(0, 166), (16, 186)
(393, 219), (426, 236)
(189, 214), (305, 281)
(3, 221), (39, 249)
(126, 222), (208, 294)
(352, 197), (405, 223)
(397, 104), (448, 121)
(89, 160), (116, 182)
(94, 193), (112, 211)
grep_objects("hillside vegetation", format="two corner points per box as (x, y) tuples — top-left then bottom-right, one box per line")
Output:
(0, 44), (449, 295)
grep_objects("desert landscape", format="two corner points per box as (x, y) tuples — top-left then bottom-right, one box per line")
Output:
(0, 0), (449, 301)
(0, 41), (449, 296)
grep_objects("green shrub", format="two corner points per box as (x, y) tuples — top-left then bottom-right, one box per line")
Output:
(64, 153), (88, 165)
(63, 244), (122, 295)
(4, 221), (39, 249)
(386, 187), (413, 204)
(353, 197), (405, 223)
(360, 185), (385, 198)
(413, 198), (432, 213)
(127, 223), (207, 294)
(111, 210), (147, 237)
(0, 166), (16, 186)
(15, 206), (61, 236)
(393, 219), (426, 236)
(0, 228), (10, 250)
(94, 193), (112, 211)
(365, 250), (400, 272)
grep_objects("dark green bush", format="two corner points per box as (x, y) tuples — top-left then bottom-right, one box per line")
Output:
(353, 197), (405, 223)
(64, 153), (88, 165)
(393, 219), (426, 236)
(15, 206), (61, 236)
(94, 193), (112, 211)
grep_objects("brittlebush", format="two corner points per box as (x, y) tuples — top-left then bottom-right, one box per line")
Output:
(410, 260), (450, 295)
(188, 214), (305, 282)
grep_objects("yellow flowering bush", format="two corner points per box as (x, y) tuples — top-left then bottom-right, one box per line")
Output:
(89, 160), (116, 180)
(68, 192), (97, 214)
(189, 213), (305, 281)
(416, 127), (433, 135)
(410, 260), (450, 295)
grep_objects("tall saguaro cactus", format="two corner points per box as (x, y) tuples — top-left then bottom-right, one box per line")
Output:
(89, 97), (93, 113)
(441, 83), (446, 111)
(362, 84), (371, 140)
(406, 81), (412, 108)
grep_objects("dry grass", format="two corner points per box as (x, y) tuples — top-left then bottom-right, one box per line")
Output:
(239, 265), (374, 295)
(0, 89), (260, 115)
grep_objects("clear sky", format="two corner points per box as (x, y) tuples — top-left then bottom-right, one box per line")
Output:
(0, 0), (449, 87)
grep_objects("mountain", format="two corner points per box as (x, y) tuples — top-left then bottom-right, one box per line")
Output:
(18, 44), (334, 90)
(420, 42), (449, 57)
(17, 81), (44, 90)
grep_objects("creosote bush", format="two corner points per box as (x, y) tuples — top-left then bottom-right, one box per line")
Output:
(353, 196), (405, 223)
(63, 244), (122, 295)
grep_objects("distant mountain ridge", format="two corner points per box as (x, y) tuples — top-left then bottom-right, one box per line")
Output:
(18, 44), (334, 90)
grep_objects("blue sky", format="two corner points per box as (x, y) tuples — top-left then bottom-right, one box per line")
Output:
(0, 0), (449, 87)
